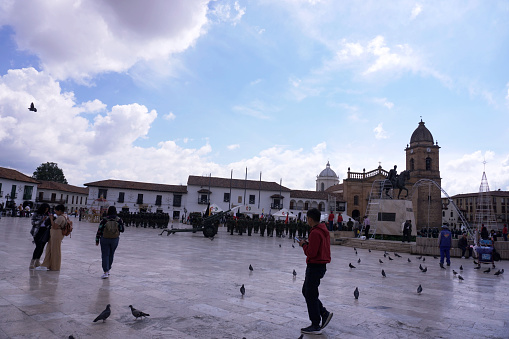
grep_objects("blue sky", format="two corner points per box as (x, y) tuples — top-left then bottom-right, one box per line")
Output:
(0, 0), (508, 195)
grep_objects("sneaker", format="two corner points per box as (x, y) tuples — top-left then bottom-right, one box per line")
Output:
(321, 311), (333, 329)
(101, 273), (109, 279)
(35, 266), (48, 271)
(461, 256), (465, 259)
(301, 325), (322, 335)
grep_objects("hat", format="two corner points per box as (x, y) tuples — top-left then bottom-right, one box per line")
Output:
(442, 223), (449, 228)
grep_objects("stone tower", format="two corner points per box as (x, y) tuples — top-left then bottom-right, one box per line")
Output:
(405, 120), (442, 229)
(316, 161), (339, 192)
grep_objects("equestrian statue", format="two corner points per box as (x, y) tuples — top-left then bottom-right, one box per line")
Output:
(384, 165), (410, 199)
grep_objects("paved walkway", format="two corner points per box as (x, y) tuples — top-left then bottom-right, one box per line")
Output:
(0, 217), (507, 338)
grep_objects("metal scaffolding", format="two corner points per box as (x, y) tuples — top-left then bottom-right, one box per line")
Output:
(474, 171), (497, 231)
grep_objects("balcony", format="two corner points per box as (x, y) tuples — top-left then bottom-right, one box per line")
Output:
(198, 198), (210, 205)
(270, 203), (281, 209)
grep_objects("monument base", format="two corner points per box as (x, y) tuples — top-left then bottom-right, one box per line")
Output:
(371, 199), (416, 236)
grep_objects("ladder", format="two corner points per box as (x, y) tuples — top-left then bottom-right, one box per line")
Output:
(361, 179), (389, 239)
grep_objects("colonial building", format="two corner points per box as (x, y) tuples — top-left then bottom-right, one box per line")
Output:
(186, 175), (291, 216)
(342, 120), (443, 229)
(84, 180), (187, 219)
(0, 167), (39, 211)
(36, 181), (89, 213)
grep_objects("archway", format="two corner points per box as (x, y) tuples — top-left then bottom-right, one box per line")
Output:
(352, 209), (360, 220)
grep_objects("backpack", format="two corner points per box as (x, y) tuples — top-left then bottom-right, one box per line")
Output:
(103, 217), (120, 239)
(61, 216), (73, 237)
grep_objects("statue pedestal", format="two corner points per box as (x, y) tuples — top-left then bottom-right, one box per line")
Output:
(371, 199), (416, 236)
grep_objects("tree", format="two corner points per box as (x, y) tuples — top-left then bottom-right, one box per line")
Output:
(33, 162), (68, 184)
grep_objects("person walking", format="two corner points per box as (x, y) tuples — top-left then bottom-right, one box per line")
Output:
(438, 223), (452, 268)
(502, 224), (507, 242)
(29, 203), (51, 269)
(298, 208), (333, 335)
(328, 211), (334, 231)
(96, 206), (124, 279)
(36, 204), (68, 271)
(363, 216), (370, 239)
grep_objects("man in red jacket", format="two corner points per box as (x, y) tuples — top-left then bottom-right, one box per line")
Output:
(298, 208), (333, 335)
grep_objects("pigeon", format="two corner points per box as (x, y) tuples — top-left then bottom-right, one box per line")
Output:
(28, 102), (37, 112)
(458, 275), (464, 281)
(249, 264), (253, 271)
(354, 247), (357, 251)
(394, 253), (402, 258)
(388, 256), (394, 261)
(453, 270), (458, 275)
(293, 269), (297, 277)
(473, 260), (479, 265)
(419, 264), (423, 271)
(355, 250), (358, 255)
(381, 269), (386, 277)
(69, 336), (75, 339)
(408, 258), (412, 263)
(292, 244), (295, 248)
(368, 249), (371, 253)
(417, 256), (422, 260)
(417, 284), (422, 294)
(357, 258), (361, 264)
(240, 284), (245, 296)
(354, 287), (359, 299)
(422, 267), (427, 273)
(474, 266), (481, 270)
(494, 270), (502, 276)
(422, 257), (426, 262)
(501, 269), (505, 274)
(384, 253), (387, 258)
(279, 244), (281, 248)
(379, 259), (384, 264)
(129, 305), (150, 320)
(492, 264), (496, 269)
(460, 265), (463, 270)
(433, 256), (438, 259)
(483, 268), (491, 273)
(349, 263), (356, 269)
(93, 304), (111, 322)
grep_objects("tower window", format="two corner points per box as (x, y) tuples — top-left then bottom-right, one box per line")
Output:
(321, 183), (324, 191)
(354, 195), (359, 206)
(425, 157), (432, 170)
(410, 158), (415, 171)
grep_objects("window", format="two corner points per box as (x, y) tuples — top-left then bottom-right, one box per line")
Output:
(199, 194), (208, 204)
(321, 183), (325, 191)
(238, 196), (242, 203)
(23, 186), (34, 200)
(410, 158), (415, 171)
(425, 157), (432, 170)
(10, 185), (16, 198)
(304, 202), (309, 210)
(137, 194), (144, 204)
(173, 211), (180, 220)
(72, 196), (74, 204)
(272, 198), (280, 209)
(290, 201), (294, 209)
(39, 192), (44, 201)
(223, 193), (230, 202)
(354, 195), (359, 206)
(98, 189), (108, 199)
(155, 195), (162, 206)
(442, 211), (445, 217)
(66, 195), (69, 203)
(51, 193), (56, 202)
(378, 212), (396, 222)
(118, 192), (125, 203)
(450, 211), (453, 218)
(80, 197), (83, 204)
(249, 195), (255, 204)
(173, 194), (182, 207)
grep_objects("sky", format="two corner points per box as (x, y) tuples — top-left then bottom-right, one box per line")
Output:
(0, 0), (508, 196)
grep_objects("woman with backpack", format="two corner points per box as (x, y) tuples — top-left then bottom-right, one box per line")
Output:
(29, 203), (51, 269)
(96, 206), (124, 279)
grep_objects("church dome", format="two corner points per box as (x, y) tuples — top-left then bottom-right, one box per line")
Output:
(410, 120), (434, 145)
(318, 161), (338, 178)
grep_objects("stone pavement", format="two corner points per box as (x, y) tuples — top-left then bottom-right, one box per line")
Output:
(0, 217), (507, 339)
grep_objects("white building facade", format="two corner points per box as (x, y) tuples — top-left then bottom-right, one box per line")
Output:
(0, 167), (39, 213)
(36, 181), (89, 213)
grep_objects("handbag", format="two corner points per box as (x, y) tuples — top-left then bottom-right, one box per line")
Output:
(40, 227), (51, 243)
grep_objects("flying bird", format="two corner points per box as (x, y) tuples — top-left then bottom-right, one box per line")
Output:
(408, 258), (412, 263)
(240, 284), (245, 296)
(381, 269), (386, 277)
(379, 259), (384, 264)
(93, 304), (111, 323)
(349, 263), (356, 269)
(357, 258), (361, 264)
(484, 268), (491, 273)
(249, 264), (253, 271)
(129, 305), (150, 320)
(417, 284), (422, 294)
(458, 275), (464, 281)
(293, 269), (297, 277)
(460, 265), (463, 270)
(28, 102), (37, 112)
(354, 287), (359, 299)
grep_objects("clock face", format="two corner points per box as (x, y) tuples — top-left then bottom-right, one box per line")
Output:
(427, 148), (431, 152)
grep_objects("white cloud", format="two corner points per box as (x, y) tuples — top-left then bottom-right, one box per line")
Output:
(374, 97), (394, 109)
(209, 1), (246, 26)
(373, 123), (388, 140)
(227, 144), (240, 150)
(79, 99), (107, 113)
(410, 4), (422, 20)
(163, 112), (176, 121)
(0, 0), (209, 81)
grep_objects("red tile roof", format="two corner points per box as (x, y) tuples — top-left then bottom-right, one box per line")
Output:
(38, 180), (88, 195)
(187, 175), (290, 192)
(0, 167), (39, 184)
(84, 179), (187, 193)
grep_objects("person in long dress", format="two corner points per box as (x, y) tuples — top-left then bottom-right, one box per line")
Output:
(36, 204), (68, 271)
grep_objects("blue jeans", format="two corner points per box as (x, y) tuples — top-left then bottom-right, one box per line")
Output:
(302, 264), (327, 326)
(440, 247), (450, 265)
(100, 237), (119, 273)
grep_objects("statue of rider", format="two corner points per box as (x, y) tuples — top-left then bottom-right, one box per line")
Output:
(385, 165), (398, 198)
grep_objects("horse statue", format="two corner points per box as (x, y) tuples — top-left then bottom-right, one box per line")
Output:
(384, 169), (411, 199)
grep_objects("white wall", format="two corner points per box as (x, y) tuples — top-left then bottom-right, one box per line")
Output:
(36, 189), (88, 213)
(0, 178), (38, 209)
